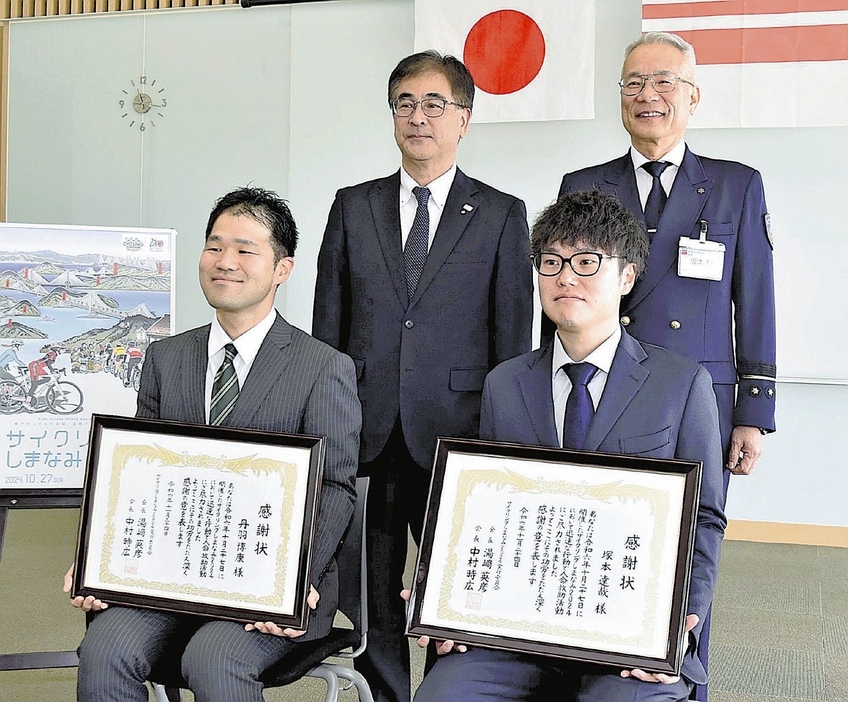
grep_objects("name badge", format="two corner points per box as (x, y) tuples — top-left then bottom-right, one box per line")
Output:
(677, 221), (725, 281)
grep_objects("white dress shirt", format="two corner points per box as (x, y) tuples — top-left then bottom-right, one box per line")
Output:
(204, 308), (276, 422)
(630, 140), (686, 211)
(552, 327), (621, 447)
(399, 164), (457, 250)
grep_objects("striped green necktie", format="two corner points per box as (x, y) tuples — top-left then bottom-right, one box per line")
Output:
(209, 343), (239, 426)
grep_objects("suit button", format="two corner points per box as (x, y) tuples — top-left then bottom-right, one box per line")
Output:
(404, 320), (414, 329)
(670, 320), (681, 330)
(620, 315), (630, 326)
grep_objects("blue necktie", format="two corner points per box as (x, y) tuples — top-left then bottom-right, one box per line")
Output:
(210, 343), (239, 426)
(562, 362), (598, 450)
(404, 186), (431, 301)
(642, 161), (670, 236)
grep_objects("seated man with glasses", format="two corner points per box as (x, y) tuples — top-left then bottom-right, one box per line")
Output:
(413, 188), (726, 702)
(556, 32), (776, 700)
(312, 50), (533, 702)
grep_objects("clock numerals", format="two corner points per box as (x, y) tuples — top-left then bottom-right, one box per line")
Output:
(119, 76), (168, 132)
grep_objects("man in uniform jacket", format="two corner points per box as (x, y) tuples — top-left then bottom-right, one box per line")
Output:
(312, 51), (533, 702)
(559, 31), (776, 480)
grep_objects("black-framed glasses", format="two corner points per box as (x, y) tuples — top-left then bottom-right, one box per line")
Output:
(531, 251), (622, 277)
(619, 73), (695, 96)
(390, 98), (467, 118)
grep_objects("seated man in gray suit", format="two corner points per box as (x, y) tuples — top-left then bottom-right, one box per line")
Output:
(414, 189), (726, 702)
(64, 186), (361, 702)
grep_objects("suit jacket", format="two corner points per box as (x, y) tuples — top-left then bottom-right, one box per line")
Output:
(136, 313), (361, 641)
(559, 147), (776, 432)
(480, 329), (726, 684)
(313, 168), (533, 470)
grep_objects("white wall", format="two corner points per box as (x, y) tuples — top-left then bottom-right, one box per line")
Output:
(5, 0), (847, 528)
(7, 7), (294, 329)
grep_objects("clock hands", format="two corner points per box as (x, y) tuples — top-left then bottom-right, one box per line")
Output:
(122, 77), (167, 130)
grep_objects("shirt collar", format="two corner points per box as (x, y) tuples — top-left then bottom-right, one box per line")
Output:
(629, 140), (686, 171)
(400, 163), (457, 211)
(208, 308), (277, 367)
(552, 325), (621, 378)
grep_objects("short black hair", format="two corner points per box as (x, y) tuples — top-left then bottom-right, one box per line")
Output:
(388, 50), (475, 111)
(531, 189), (649, 277)
(205, 186), (298, 262)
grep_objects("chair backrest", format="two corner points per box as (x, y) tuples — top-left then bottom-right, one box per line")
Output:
(334, 476), (369, 654)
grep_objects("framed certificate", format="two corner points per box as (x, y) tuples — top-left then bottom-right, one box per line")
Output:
(72, 414), (324, 630)
(406, 438), (702, 675)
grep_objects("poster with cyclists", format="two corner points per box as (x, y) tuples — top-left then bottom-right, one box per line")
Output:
(0, 223), (175, 493)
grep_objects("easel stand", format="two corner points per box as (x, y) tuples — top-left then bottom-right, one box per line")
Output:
(0, 492), (82, 671)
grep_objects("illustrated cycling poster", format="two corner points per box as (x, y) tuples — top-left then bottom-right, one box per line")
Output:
(0, 223), (176, 493)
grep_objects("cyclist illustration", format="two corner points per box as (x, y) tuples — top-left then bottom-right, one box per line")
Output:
(123, 342), (144, 389)
(27, 347), (60, 407)
(112, 343), (126, 379)
(0, 340), (25, 381)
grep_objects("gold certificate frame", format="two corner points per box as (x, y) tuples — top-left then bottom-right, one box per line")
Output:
(406, 438), (702, 675)
(72, 414), (324, 630)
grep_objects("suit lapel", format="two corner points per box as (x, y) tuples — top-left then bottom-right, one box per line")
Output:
(185, 328), (209, 424)
(369, 172), (408, 308)
(517, 346), (559, 447)
(226, 314), (293, 427)
(603, 154), (643, 218)
(584, 331), (648, 451)
(626, 147), (710, 310)
(409, 169), (480, 306)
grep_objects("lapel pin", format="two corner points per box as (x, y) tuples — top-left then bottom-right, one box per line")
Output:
(697, 187), (705, 194)
(461, 204), (474, 215)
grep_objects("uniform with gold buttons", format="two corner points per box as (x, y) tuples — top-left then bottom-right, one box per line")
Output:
(559, 146), (777, 465)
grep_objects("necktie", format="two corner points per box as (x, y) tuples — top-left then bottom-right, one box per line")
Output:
(562, 362), (598, 450)
(404, 186), (431, 301)
(642, 161), (670, 236)
(209, 343), (239, 426)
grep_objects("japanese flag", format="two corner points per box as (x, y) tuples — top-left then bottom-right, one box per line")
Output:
(415, 1), (596, 123)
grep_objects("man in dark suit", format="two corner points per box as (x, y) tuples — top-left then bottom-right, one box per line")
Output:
(312, 51), (533, 702)
(558, 34), (776, 698)
(65, 186), (361, 702)
(414, 189), (726, 702)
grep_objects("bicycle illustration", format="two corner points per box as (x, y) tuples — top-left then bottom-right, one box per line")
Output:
(0, 365), (84, 415)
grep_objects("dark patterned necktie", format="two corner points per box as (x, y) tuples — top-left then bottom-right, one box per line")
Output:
(562, 362), (598, 450)
(209, 343), (239, 426)
(404, 186), (431, 301)
(642, 161), (670, 236)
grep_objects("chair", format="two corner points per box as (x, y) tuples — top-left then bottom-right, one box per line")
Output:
(152, 476), (373, 702)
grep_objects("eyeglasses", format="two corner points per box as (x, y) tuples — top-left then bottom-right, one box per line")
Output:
(531, 251), (622, 277)
(619, 73), (695, 97)
(390, 98), (467, 118)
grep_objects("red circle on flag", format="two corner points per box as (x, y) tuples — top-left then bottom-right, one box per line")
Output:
(463, 10), (546, 96)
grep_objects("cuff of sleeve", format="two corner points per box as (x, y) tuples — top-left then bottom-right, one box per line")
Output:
(733, 377), (776, 432)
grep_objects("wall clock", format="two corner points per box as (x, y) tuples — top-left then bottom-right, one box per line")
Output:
(119, 75), (167, 131)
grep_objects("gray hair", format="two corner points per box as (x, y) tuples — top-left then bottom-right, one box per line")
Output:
(624, 32), (696, 79)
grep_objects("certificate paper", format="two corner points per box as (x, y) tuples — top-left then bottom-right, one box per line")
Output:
(73, 415), (323, 628)
(407, 439), (701, 675)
